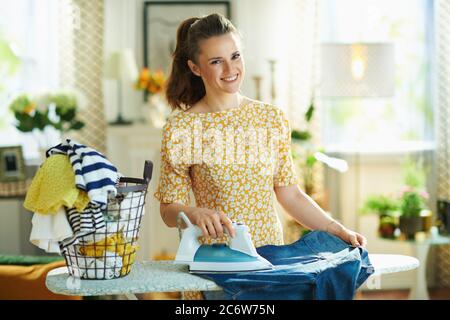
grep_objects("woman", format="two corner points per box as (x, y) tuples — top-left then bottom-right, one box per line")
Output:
(154, 14), (367, 298)
(155, 14), (366, 246)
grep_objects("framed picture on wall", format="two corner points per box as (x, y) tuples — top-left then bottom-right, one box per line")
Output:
(0, 146), (26, 182)
(143, 1), (231, 75)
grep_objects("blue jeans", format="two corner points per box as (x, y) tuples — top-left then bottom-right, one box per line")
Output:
(201, 231), (374, 300)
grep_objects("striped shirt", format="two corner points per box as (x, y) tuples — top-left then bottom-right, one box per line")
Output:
(47, 139), (120, 208)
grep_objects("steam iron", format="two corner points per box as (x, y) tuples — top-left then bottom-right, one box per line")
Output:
(174, 212), (274, 273)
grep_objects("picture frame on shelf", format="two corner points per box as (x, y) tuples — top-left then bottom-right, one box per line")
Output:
(143, 1), (231, 75)
(0, 145), (26, 182)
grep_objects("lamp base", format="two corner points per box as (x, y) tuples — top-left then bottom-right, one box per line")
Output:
(109, 114), (132, 126)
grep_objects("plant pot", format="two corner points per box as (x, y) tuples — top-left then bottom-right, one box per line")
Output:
(399, 216), (423, 239)
(378, 215), (398, 239)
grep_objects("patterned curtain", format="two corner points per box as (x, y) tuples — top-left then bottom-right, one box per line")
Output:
(435, 0), (450, 289)
(57, 0), (106, 153)
(287, 0), (325, 201)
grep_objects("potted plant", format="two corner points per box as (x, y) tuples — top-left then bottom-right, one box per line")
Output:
(398, 160), (432, 239)
(361, 195), (400, 238)
(398, 187), (430, 239)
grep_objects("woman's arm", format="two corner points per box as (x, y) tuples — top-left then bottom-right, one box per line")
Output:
(274, 184), (367, 247)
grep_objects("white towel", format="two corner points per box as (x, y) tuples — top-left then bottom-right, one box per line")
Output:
(67, 249), (123, 279)
(30, 209), (73, 254)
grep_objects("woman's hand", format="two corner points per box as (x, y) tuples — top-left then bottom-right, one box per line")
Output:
(326, 220), (367, 247)
(337, 228), (367, 248)
(187, 208), (236, 239)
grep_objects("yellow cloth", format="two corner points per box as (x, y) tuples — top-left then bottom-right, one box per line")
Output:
(154, 97), (298, 248)
(79, 232), (138, 276)
(24, 154), (90, 214)
(0, 261), (81, 300)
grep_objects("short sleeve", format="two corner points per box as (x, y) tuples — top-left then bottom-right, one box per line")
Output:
(273, 109), (299, 187)
(154, 121), (192, 206)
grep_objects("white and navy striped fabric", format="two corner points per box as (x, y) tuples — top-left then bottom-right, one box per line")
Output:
(59, 203), (106, 253)
(46, 139), (120, 208)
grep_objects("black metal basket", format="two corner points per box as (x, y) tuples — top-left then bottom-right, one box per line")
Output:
(61, 161), (153, 280)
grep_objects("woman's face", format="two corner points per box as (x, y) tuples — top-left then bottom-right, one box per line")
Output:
(188, 32), (245, 97)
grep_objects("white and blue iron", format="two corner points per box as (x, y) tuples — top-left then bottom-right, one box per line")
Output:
(174, 212), (274, 273)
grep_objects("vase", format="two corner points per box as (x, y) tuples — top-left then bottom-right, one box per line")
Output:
(142, 94), (168, 128)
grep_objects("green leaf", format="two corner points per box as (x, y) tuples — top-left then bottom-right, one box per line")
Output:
(14, 111), (37, 132)
(305, 102), (315, 123)
(56, 107), (76, 121)
(34, 111), (50, 130)
(305, 154), (317, 167)
(69, 120), (85, 131)
(291, 130), (311, 141)
(361, 195), (400, 216)
(0, 37), (21, 77)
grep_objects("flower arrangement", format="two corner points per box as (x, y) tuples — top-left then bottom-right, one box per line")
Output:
(9, 91), (85, 133)
(135, 68), (166, 95)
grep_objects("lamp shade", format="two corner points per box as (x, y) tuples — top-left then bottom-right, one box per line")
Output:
(103, 48), (138, 82)
(320, 43), (395, 98)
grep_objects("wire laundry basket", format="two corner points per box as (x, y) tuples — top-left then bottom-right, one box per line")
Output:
(61, 160), (153, 280)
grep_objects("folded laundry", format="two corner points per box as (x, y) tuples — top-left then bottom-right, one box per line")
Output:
(24, 154), (90, 215)
(66, 249), (123, 279)
(76, 232), (138, 277)
(30, 208), (73, 253)
(47, 139), (120, 208)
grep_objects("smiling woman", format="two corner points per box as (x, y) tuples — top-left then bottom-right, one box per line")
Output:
(155, 13), (368, 301)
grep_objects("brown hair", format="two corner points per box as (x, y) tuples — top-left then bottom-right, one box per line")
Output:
(165, 13), (239, 110)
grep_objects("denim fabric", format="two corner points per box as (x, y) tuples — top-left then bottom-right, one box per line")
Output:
(201, 231), (374, 300)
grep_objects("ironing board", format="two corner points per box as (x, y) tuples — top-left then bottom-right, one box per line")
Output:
(46, 254), (419, 300)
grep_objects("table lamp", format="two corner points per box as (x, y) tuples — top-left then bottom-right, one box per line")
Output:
(320, 43), (395, 98)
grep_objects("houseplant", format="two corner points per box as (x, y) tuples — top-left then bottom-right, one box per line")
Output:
(398, 187), (431, 239)
(398, 160), (432, 239)
(361, 195), (400, 238)
(9, 91), (85, 155)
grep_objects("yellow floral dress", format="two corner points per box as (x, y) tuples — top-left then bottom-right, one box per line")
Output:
(154, 97), (298, 300)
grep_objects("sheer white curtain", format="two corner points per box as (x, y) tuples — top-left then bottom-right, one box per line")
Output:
(0, 0), (59, 158)
(319, 0), (434, 150)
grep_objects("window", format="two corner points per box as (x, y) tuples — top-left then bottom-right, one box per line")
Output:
(0, 0), (58, 158)
(320, 0), (434, 151)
